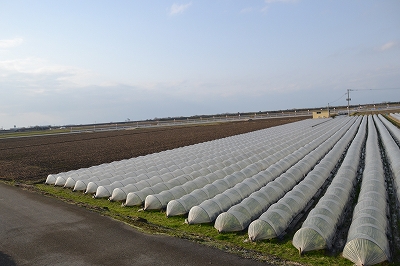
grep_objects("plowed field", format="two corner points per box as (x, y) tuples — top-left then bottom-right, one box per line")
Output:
(0, 117), (310, 183)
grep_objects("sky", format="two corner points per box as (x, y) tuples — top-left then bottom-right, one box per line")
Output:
(0, 0), (399, 129)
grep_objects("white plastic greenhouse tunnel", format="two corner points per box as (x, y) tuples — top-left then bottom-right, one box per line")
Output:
(290, 114), (400, 265)
(342, 116), (390, 265)
(247, 117), (360, 241)
(46, 118), (322, 191)
(390, 113), (400, 122)
(292, 116), (367, 253)
(96, 120), (316, 200)
(215, 116), (364, 233)
(376, 114), (400, 216)
(126, 118), (328, 208)
(44, 114), (400, 266)
(165, 117), (352, 217)
(189, 117), (358, 225)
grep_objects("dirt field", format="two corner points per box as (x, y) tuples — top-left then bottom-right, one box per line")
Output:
(0, 117), (310, 183)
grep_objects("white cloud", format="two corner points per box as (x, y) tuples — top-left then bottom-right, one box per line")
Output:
(0, 57), (61, 74)
(0, 38), (23, 49)
(380, 41), (396, 51)
(0, 57), (107, 88)
(0, 111), (60, 128)
(169, 2), (192, 16)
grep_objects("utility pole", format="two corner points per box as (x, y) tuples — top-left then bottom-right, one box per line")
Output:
(346, 89), (352, 116)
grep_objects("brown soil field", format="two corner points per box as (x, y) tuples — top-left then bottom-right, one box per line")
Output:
(0, 117), (310, 183)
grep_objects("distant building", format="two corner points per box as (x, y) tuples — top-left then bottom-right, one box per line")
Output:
(313, 110), (330, 119)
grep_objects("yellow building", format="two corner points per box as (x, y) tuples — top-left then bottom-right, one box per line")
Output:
(313, 110), (330, 119)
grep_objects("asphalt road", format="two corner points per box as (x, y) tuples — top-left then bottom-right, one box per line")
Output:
(0, 183), (269, 266)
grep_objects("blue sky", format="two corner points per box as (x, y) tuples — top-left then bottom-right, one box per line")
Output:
(0, 0), (399, 129)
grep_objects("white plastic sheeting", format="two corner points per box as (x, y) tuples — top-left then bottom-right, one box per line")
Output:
(71, 172), (125, 190)
(143, 119), (330, 211)
(120, 162), (251, 204)
(214, 116), (363, 232)
(92, 119), (320, 199)
(292, 116), (367, 253)
(136, 128), (317, 208)
(127, 164), (242, 207)
(342, 116), (390, 266)
(248, 117), (360, 241)
(50, 168), (99, 186)
(108, 166), (211, 199)
(144, 168), (238, 210)
(112, 171), (196, 201)
(123, 120), (326, 204)
(384, 114), (400, 144)
(95, 170), (178, 198)
(84, 174), (139, 193)
(66, 160), (136, 187)
(166, 117), (352, 217)
(189, 117), (357, 225)
(48, 158), (149, 186)
(46, 119), (321, 190)
(375, 115), (400, 214)
(390, 113), (400, 122)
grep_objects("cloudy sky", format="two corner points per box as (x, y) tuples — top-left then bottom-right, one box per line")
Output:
(1, 0), (399, 129)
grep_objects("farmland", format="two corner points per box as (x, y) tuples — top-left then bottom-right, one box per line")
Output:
(2, 114), (400, 265)
(0, 117), (307, 183)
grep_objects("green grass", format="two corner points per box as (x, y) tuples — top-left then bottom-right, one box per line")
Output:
(383, 114), (400, 128)
(33, 184), (356, 266)
(0, 129), (70, 139)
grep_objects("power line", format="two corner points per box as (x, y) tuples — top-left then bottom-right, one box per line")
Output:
(329, 93), (347, 105)
(346, 87), (400, 115)
(351, 87), (400, 91)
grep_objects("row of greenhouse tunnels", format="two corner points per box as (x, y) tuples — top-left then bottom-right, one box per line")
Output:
(46, 113), (400, 266)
